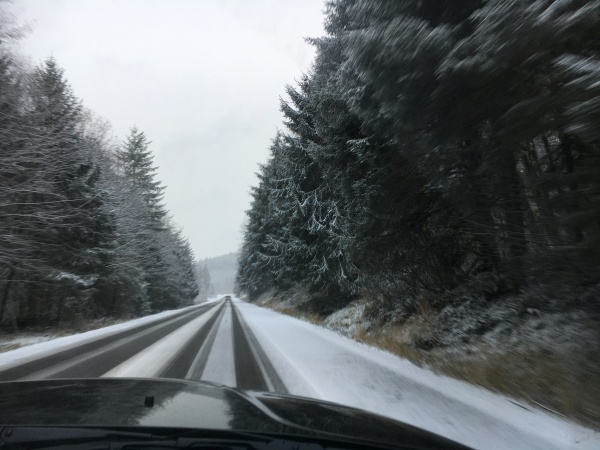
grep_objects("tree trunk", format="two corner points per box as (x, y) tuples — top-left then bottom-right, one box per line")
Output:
(496, 148), (527, 288)
(0, 266), (15, 324)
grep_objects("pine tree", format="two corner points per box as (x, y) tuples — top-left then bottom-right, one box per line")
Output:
(0, 47), (31, 325)
(23, 58), (115, 325)
(175, 235), (200, 303)
(238, 0), (600, 314)
(0, 20), (199, 327)
(195, 263), (211, 302)
(116, 127), (167, 227)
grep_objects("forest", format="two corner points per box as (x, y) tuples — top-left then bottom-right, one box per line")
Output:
(197, 252), (238, 297)
(237, 0), (599, 319)
(0, 15), (198, 329)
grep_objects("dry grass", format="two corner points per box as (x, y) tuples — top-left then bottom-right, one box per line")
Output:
(277, 307), (324, 325)
(257, 298), (325, 325)
(0, 343), (23, 353)
(356, 322), (600, 429)
(437, 347), (600, 429)
(260, 299), (324, 325)
(355, 323), (430, 365)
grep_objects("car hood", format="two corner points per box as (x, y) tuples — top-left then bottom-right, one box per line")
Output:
(0, 378), (467, 448)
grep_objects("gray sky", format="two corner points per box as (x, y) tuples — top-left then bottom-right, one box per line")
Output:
(9, 0), (326, 259)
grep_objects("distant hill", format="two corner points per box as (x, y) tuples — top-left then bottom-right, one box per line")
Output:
(197, 252), (238, 295)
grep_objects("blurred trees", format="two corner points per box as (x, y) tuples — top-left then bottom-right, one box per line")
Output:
(195, 263), (211, 302)
(0, 22), (198, 329)
(198, 252), (238, 297)
(237, 0), (600, 313)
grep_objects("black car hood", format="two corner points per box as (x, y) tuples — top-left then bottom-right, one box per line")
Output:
(0, 378), (468, 449)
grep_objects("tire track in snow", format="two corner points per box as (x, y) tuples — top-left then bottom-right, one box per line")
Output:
(13, 303), (220, 380)
(102, 303), (225, 378)
(195, 300), (237, 387)
(159, 301), (227, 379)
(231, 301), (287, 393)
(0, 305), (209, 381)
(0, 297), (288, 397)
(185, 303), (227, 381)
(47, 302), (221, 379)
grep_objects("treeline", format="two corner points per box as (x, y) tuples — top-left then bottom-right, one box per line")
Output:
(237, 0), (599, 314)
(0, 20), (198, 328)
(198, 252), (238, 297)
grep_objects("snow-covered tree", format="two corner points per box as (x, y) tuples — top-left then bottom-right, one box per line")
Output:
(116, 127), (167, 227)
(195, 263), (211, 302)
(238, 0), (600, 314)
(0, 38), (198, 326)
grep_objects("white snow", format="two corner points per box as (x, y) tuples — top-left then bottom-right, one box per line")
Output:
(103, 299), (236, 384)
(0, 304), (202, 371)
(52, 270), (97, 288)
(199, 300), (236, 386)
(0, 334), (58, 353)
(3, 295), (598, 450)
(233, 298), (600, 450)
(103, 305), (223, 378)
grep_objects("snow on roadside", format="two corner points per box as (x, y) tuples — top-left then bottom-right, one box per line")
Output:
(322, 301), (367, 338)
(0, 334), (58, 353)
(234, 298), (600, 450)
(0, 304), (203, 370)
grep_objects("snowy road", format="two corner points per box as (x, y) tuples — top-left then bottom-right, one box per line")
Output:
(0, 297), (598, 450)
(0, 298), (282, 392)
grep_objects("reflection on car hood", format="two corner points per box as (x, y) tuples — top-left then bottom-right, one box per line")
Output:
(0, 378), (468, 448)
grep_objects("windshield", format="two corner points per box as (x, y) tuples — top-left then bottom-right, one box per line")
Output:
(0, 2), (599, 450)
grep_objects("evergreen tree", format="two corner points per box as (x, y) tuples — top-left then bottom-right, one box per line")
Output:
(23, 58), (115, 325)
(0, 44), (32, 325)
(0, 20), (199, 328)
(175, 234), (200, 303)
(238, 0), (600, 314)
(195, 263), (211, 302)
(115, 128), (197, 312)
(116, 127), (167, 227)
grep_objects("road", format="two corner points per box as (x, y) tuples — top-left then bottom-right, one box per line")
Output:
(0, 297), (597, 450)
(0, 298), (283, 392)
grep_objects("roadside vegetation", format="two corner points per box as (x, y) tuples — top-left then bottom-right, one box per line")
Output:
(236, 0), (600, 429)
(254, 287), (600, 429)
(0, 8), (198, 330)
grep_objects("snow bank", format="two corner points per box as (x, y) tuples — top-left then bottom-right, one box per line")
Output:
(234, 299), (600, 450)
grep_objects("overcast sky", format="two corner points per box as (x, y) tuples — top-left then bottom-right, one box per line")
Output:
(9, 0), (326, 259)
